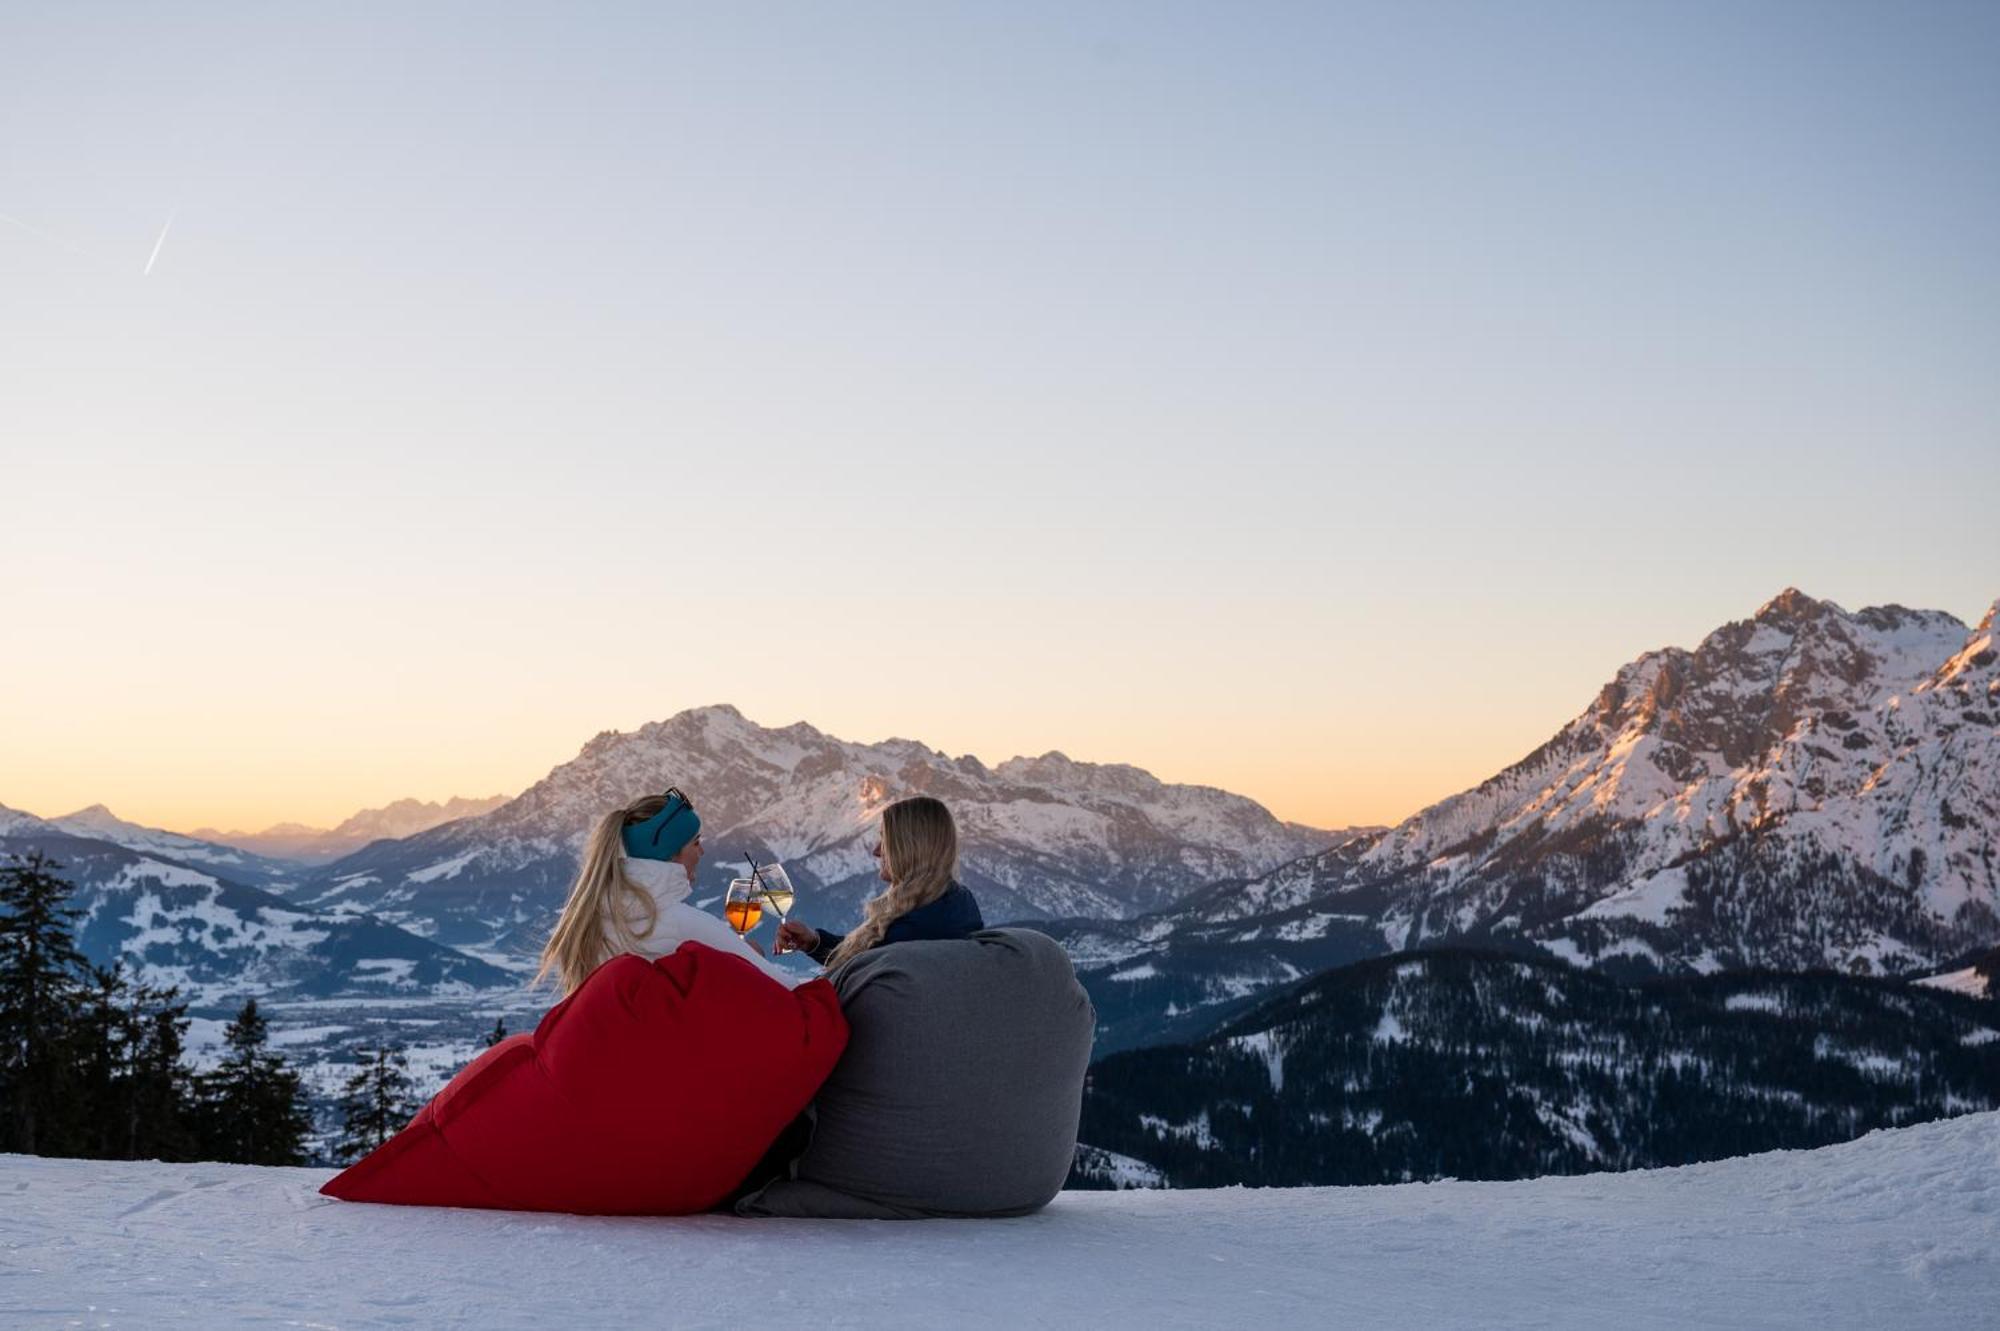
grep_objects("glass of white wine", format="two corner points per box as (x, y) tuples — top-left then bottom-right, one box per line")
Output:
(752, 860), (799, 950)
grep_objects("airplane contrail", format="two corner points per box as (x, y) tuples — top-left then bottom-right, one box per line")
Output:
(143, 208), (177, 276)
(0, 210), (94, 259)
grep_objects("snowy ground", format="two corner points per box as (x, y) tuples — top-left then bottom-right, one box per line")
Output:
(4, 1111), (1996, 1330)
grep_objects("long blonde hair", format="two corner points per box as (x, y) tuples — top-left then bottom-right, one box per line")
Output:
(536, 793), (672, 995)
(824, 795), (959, 970)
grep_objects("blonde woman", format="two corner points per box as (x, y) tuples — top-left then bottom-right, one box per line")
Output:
(776, 795), (985, 969)
(537, 786), (796, 994)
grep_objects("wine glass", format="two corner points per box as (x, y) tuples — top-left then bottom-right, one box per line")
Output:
(754, 861), (799, 950)
(724, 877), (763, 937)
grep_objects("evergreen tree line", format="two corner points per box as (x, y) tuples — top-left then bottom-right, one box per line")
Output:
(1074, 948), (2000, 1189)
(2, 852), (469, 1166)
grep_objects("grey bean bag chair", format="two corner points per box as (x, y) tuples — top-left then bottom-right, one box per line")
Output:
(734, 928), (1095, 1219)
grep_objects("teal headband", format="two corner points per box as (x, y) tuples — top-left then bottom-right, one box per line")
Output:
(621, 791), (700, 862)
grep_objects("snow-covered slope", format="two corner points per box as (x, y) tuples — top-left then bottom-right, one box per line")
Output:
(42, 804), (303, 886)
(1918, 943), (2000, 999)
(1160, 589), (2000, 979)
(0, 826), (513, 1001)
(5, 1111), (1994, 1329)
(295, 705), (1347, 955)
(0, 800), (51, 836)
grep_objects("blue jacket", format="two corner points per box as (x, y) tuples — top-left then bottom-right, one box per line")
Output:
(808, 882), (985, 966)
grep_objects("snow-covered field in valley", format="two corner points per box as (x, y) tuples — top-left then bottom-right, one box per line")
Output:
(4, 1111), (1996, 1329)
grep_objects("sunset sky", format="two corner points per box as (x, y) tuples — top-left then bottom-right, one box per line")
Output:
(4, 3), (1998, 835)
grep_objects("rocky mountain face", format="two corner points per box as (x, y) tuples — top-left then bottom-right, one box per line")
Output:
(1072, 949), (2000, 1189)
(0, 813), (512, 1001)
(192, 795), (510, 865)
(290, 705), (1344, 957)
(1084, 590), (2000, 1048)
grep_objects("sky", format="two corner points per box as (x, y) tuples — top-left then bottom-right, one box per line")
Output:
(3, 2), (1997, 835)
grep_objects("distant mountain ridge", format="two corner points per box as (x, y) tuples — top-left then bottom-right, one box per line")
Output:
(192, 795), (510, 864)
(41, 805), (302, 887)
(289, 705), (1352, 956)
(0, 808), (512, 1000)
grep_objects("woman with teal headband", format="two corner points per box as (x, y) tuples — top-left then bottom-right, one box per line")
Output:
(537, 787), (796, 994)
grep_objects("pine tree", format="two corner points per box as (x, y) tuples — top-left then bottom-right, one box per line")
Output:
(0, 852), (91, 1154)
(72, 963), (134, 1158)
(122, 980), (198, 1161)
(483, 1017), (507, 1048)
(197, 999), (313, 1165)
(333, 1044), (419, 1163)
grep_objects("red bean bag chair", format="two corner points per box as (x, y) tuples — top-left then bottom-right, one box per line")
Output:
(320, 943), (847, 1214)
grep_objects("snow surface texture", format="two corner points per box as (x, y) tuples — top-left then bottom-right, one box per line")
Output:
(4, 1111), (1995, 1329)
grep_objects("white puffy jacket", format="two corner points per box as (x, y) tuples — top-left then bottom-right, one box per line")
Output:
(607, 857), (801, 988)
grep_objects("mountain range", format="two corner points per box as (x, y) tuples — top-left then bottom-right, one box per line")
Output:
(0, 807), (511, 1001)
(8, 586), (1995, 1074)
(1, 712), (1353, 1007)
(36, 804), (304, 887)
(1065, 588), (2000, 1049)
(283, 704), (1351, 957)
(190, 795), (510, 864)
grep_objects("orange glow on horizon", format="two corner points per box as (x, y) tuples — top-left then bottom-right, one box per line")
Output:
(0, 692), (1563, 843)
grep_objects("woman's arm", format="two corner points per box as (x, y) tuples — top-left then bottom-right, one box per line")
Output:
(667, 902), (797, 987)
(777, 920), (839, 965)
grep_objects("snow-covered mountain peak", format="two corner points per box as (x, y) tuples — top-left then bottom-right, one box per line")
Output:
(637, 702), (783, 747)
(1751, 585), (1838, 625)
(327, 795), (510, 842)
(188, 796), (511, 865)
(995, 751), (1161, 796)
(297, 707), (1347, 950)
(1555, 592), (1962, 787)
(0, 802), (52, 836)
(641, 702), (745, 741)
(1004, 749), (1079, 771)
(614, 705), (861, 777)
(53, 803), (133, 833)
(1158, 587), (2000, 982)
(1650, 590), (1969, 770)
(1920, 606), (2000, 694)
(30, 806), (304, 887)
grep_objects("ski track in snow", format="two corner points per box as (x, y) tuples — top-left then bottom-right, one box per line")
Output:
(3, 1111), (1997, 1329)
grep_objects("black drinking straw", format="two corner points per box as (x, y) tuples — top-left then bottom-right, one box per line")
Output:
(744, 852), (788, 947)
